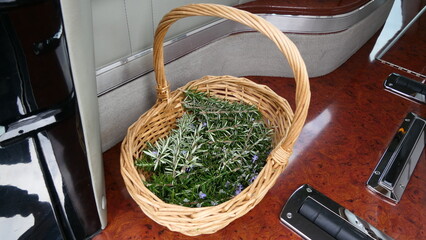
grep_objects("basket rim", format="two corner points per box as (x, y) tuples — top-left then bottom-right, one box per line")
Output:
(120, 76), (294, 236)
(120, 3), (311, 236)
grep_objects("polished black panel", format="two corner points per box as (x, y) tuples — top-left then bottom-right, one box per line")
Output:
(0, 138), (62, 240)
(0, 14), (35, 123)
(0, 0), (46, 9)
(2, 0), (73, 112)
(0, 0), (101, 239)
(41, 113), (101, 239)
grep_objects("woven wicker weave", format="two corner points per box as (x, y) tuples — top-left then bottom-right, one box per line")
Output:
(120, 4), (310, 236)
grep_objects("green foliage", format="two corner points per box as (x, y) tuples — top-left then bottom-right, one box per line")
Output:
(135, 89), (273, 207)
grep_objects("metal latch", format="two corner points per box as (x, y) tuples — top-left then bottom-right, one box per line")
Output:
(367, 112), (425, 203)
(280, 184), (393, 240)
(384, 73), (426, 104)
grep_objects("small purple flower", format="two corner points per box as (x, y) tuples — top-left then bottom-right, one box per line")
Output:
(202, 122), (207, 127)
(225, 181), (230, 188)
(249, 176), (257, 183)
(181, 150), (187, 155)
(235, 184), (243, 195)
(211, 201), (218, 206)
(152, 151), (158, 156)
(252, 155), (259, 162)
(199, 191), (207, 199)
(185, 166), (192, 173)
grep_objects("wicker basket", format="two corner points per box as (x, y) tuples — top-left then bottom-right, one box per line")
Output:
(120, 4), (310, 236)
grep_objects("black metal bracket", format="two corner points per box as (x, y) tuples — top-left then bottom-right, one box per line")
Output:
(280, 184), (393, 240)
(384, 73), (426, 104)
(367, 112), (425, 203)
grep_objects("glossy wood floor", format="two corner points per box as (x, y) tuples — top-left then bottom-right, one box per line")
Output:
(94, 3), (426, 240)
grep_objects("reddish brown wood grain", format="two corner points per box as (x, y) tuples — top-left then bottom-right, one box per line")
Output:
(237, 0), (371, 15)
(94, 3), (426, 240)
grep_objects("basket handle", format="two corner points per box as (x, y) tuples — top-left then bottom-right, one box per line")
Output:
(153, 4), (311, 152)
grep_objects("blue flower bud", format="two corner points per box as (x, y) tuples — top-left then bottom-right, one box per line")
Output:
(199, 191), (207, 199)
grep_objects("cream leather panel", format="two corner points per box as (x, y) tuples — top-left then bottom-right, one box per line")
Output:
(125, 0), (154, 54)
(92, 0), (131, 68)
(152, 0), (239, 41)
(92, 0), (248, 69)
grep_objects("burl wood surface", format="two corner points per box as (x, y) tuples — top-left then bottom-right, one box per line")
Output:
(94, 5), (426, 240)
(237, 0), (371, 15)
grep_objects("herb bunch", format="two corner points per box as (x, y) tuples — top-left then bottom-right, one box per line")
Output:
(135, 89), (273, 207)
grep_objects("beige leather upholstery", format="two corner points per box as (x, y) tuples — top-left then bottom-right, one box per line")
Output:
(92, 0), (250, 69)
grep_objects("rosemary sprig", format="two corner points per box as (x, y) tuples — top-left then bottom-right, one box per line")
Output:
(135, 89), (273, 207)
